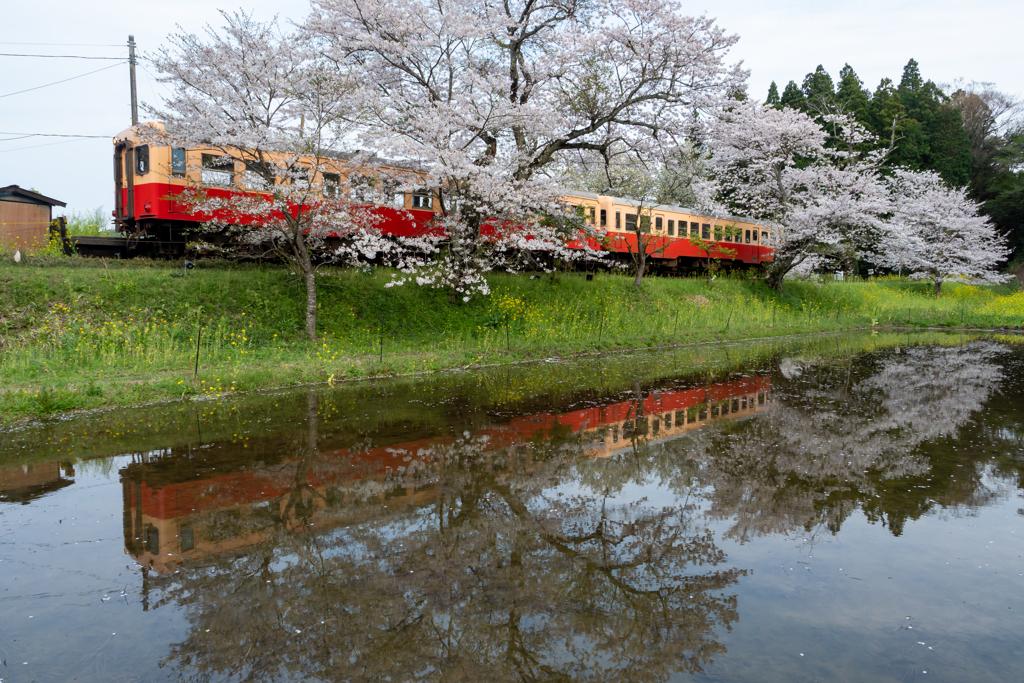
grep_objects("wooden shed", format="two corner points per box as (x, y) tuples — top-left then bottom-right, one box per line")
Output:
(0, 185), (66, 253)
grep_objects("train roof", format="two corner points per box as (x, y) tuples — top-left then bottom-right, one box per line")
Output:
(563, 191), (774, 229)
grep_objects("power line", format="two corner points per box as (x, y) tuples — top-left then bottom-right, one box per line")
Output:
(0, 132), (109, 141)
(0, 61), (124, 99)
(0, 138), (100, 154)
(0, 41), (123, 47)
(0, 53), (124, 60)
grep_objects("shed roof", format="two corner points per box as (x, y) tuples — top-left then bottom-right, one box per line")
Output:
(0, 185), (66, 208)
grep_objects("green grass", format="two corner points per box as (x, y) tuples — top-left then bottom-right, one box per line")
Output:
(0, 257), (1021, 423)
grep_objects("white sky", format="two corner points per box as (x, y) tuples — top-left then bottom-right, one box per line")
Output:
(2, 0), (1021, 219)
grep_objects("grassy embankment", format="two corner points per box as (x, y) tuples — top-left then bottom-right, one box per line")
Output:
(0, 258), (1021, 422)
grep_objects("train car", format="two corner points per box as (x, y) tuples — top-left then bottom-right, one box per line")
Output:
(564, 192), (773, 273)
(110, 125), (441, 256)
(109, 124), (772, 271)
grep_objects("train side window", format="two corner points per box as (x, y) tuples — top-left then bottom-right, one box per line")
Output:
(244, 161), (273, 190)
(725, 229), (733, 242)
(690, 221), (699, 236)
(589, 207), (596, 224)
(179, 526), (195, 552)
(744, 229), (750, 243)
(640, 214), (651, 232)
(702, 223), (710, 239)
(625, 213), (637, 232)
(600, 209), (607, 227)
(615, 211), (621, 230)
(668, 219), (674, 236)
(134, 145), (150, 175)
(752, 230), (759, 242)
(655, 216), (663, 231)
(171, 148), (186, 177)
(201, 154), (235, 186)
(761, 231), (768, 241)
(323, 172), (341, 198)
(412, 193), (433, 209)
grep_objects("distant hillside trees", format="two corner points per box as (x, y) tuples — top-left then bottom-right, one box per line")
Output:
(766, 60), (1022, 264)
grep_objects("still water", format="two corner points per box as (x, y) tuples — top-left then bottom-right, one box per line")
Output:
(1, 332), (1022, 682)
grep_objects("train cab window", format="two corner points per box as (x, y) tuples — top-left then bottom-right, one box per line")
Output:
(625, 213), (637, 232)
(690, 221), (699, 236)
(171, 148), (186, 177)
(201, 154), (235, 186)
(411, 193), (433, 209)
(702, 223), (710, 239)
(668, 219), (674, 236)
(745, 229), (751, 243)
(323, 172), (341, 198)
(615, 211), (621, 230)
(600, 209), (607, 227)
(134, 145), (150, 175)
(752, 230), (759, 242)
(589, 207), (596, 224)
(655, 216), (663, 231)
(761, 231), (768, 241)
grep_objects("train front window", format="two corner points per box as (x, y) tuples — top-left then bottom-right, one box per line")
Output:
(655, 216), (662, 231)
(589, 207), (596, 224)
(171, 148), (186, 177)
(746, 229), (751, 243)
(762, 231), (768, 242)
(668, 219), (674, 236)
(753, 231), (759, 242)
(615, 212), (621, 230)
(134, 145), (149, 175)
(201, 154), (235, 187)
(600, 209), (607, 227)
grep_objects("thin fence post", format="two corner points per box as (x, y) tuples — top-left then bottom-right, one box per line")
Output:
(194, 326), (202, 377)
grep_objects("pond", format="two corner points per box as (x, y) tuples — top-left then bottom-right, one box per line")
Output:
(1, 331), (1022, 682)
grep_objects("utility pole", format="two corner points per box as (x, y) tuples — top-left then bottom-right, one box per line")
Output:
(128, 35), (138, 126)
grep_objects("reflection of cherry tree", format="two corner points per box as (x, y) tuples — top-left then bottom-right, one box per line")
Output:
(685, 342), (1006, 541)
(159, 433), (745, 682)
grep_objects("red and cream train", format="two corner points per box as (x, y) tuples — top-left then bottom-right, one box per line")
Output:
(108, 125), (772, 270)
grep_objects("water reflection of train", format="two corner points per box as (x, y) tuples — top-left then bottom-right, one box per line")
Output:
(122, 376), (770, 572)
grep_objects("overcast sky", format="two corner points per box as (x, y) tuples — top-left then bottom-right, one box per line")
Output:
(2, 0), (1021, 219)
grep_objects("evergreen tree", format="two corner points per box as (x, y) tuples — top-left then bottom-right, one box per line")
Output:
(836, 64), (870, 122)
(801, 65), (835, 111)
(926, 106), (972, 186)
(766, 81), (781, 108)
(780, 80), (805, 110)
(869, 78), (906, 150)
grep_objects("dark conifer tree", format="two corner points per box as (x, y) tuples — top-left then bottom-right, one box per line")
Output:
(801, 65), (835, 111)
(780, 80), (805, 110)
(836, 64), (870, 122)
(766, 81), (781, 108)
(926, 106), (972, 186)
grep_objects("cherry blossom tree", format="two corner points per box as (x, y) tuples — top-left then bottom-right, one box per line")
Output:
(146, 11), (402, 340)
(307, 0), (747, 299)
(698, 101), (890, 290)
(880, 169), (1010, 295)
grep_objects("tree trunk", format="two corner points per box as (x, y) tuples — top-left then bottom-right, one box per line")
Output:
(934, 279), (942, 297)
(633, 253), (646, 288)
(292, 233), (318, 341)
(765, 265), (785, 292)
